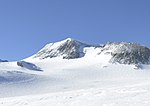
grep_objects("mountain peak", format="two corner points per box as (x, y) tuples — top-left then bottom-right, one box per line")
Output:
(32, 38), (91, 60)
(62, 38), (83, 44)
(27, 39), (150, 65)
(65, 38), (74, 41)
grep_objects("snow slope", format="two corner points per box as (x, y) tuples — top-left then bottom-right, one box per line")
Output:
(0, 38), (150, 106)
(1, 60), (150, 106)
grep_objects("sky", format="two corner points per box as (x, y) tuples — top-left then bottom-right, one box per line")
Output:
(0, 0), (150, 61)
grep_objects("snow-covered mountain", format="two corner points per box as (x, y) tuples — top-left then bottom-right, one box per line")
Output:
(1, 38), (150, 106)
(32, 38), (93, 59)
(100, 42), (150, 64)
(27, 38), (150, 65)
(0, 59), (8, 62)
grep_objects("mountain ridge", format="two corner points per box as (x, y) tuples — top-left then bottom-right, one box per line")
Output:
(25, 38), (150, 65)
(31, 38), (94, 59)
(1, 39), (150, 106)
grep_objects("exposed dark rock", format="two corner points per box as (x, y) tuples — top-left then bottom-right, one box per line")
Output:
(17, 61), (43, 71)
(134, 64), (143, 70)
(17, 61), (23, 67)
(101, 42), (150, 64)
(33, 38), (150, 65)
(34, 38), (91, 59)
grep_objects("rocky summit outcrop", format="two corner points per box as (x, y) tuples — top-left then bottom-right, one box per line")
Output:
(33, 38), (91, 59)
(100, 42), (150, 64)
(30, 38), (150, 65)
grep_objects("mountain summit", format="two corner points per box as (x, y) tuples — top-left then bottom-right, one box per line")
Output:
(33, 38), (92, 59)
(28, 38), (150, 65)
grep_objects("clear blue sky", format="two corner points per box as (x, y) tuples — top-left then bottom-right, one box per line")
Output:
(0, 0), (150, 61)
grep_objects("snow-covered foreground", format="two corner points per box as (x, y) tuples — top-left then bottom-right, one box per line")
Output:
(1, 38), (150, 106)
(1, 85), (150, 106)
(0, 57), (150, 106)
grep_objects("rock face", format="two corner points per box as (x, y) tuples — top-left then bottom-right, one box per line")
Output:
(34, 38), (91, 59)
(17, 61), (43, 71)
(31, 38), (150, 65)
(100, 42), (150, 64)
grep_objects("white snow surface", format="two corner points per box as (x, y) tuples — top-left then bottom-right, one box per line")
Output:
(1, 57), (150, 106)
(1, 39), (150, 106)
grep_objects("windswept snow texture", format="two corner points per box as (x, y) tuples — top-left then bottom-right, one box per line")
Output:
(1, 38), (150, 106)
(1, 59), (150, 106)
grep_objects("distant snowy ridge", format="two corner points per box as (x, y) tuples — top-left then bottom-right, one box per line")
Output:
(0, 59), (8, 62)
(27, 38), (150, 65)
